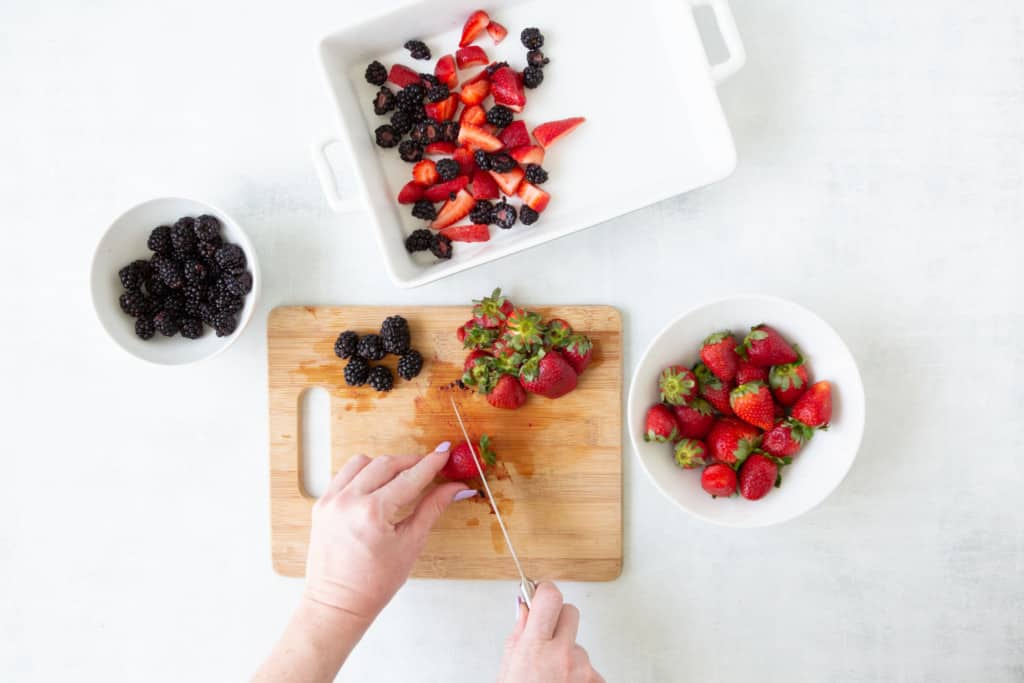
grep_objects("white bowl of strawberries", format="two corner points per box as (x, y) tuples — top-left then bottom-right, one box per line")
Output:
(627, 295), (866, 527)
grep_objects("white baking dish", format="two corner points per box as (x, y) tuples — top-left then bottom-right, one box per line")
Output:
(314, 0), (745, 288)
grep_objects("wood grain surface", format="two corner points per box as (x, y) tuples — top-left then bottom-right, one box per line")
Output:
(268, 305), (622, 581)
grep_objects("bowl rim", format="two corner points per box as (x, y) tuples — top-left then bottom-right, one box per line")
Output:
(626, 293), (866, 528)
(89, 196), (261, 366)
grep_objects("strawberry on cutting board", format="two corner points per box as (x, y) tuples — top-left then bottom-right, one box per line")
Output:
(644, 404), (681, 443)
(560, 334), (592, 374)
(519, 349), (577, 399)
(487, 374), (526, 410)
(472, 288), (513, 328)
(729, 381), (776, 431)
(441, 434), (496, 481)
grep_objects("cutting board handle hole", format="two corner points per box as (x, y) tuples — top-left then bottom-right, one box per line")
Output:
(300, 387), (332, 498)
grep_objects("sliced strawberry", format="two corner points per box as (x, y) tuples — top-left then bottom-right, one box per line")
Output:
(486, 21), (508, 44)
(470, 169), (500, 199)
(431, 189), (475, 229)
(412, 159), (439, 186)
(456, 45), (489, 69)
(489, 167), (525, 195)
(439, 223), (491, 242)
(459, 9), (490, 47)
(490, 66), (526, 112)
(459, 78), (490, 106)
(498, 120), (530, 149)
(423, 175), (470, 202)
(459, 104), (486, 127)
(387, 64), (422, 88)
(434, 54), (457, 89)
(533, 117), (586, 149)
(517, 182), (550, 212)
(458, 124), (503, 152)
(424, 141), (456, 155)
(509, 145), (545, 166)
(424, 94), (459, 121)
(397, 181), (424, 204)
(453, 147), (477, 176)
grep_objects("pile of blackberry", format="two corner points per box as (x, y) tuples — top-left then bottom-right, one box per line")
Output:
(334, 315), (424, 393)
(117, 215), (253, 340)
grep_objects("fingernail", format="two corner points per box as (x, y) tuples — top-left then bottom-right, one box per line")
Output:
(453, 489), (477, 502)
(435, 441), (451, 453)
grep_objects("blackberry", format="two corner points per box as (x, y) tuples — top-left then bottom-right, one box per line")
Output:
(213, 312), (238, 337)
(119, 260), (149, 291)
(182, 259), (207, 284)
(380, 315), (411, 355)
(486, 61), (509, 76)
(397, 349), (424, 380)
(119, 291), (150, 317)
(365, 60), (387, 85)
(429, 233), (453, 260)
(520, 28), (544, 50)
(155, 258), (184, 289)
(357, 333), (386, 361)
(470, 199), (494, 224)
(373, 86), (396, 115)
(404, 83), (426, 102)
(419, 73), (440, 87)
(525, 164), (548, 184)
(215, 292), (244, 315)
(395, 88), (421, 113)
(374, 124), (400, 148)
(486, 105), (514, 128)
(492, 199), (517, 229)
(179, 317), (204, 339)
(523, 66), (544, 89)
(182, 282), (206, 304)
(488, 152), (515, 173)
(344, 356), (371, 386)
(198, 302), (217, 325)
(368, 365), (394, 392)
(412, 200), (437, 221)
(225, 271), (253, 296)
(390, 110), (414, 135)
(145, 275), (170, 299)
(526, 49), (550, 68)
(436, 158), (459, 182)
(411, 119), (442, 144)
(409, 105), (428, 122)
(404, 39), (431, 60)
(399, 140), (423, 162)
(170, 222), (196, 254)
(194, 214), (221, 241)
(153, 310), (179, 337)
(405, 229), (433, 253)
(334, 330), (359, 359)
(213, 244), (245, 271)
(135, 317), (155, 340)
(147, 225), (173, 255)
(161, 293), (186, 317)
(441, 120), (460, 142)
(426, 84), (450, 102)
(519, 205), (540, 225)
(474, 149), (491, 171)
(197, 239), (221, 261)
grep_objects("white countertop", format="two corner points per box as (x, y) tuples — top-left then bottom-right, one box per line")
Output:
(2, 0), (1022, 680)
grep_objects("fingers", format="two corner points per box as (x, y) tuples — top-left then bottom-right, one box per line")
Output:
(524, 582), (563, 639)
(400, 481), (467, 539)
(553, 603), (580, 643)
(324, 454), (371, 497)
(378, 442), (454, 507)
(349, 453), (423, 494)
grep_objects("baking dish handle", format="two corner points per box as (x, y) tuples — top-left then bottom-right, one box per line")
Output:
(311, 136), (363, 213)
(690, 0), (746, 84)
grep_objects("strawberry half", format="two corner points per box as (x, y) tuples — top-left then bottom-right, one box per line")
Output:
(412, 159), (439, 186)
(517, 182), (550, 212)
(387, 64), (422, 88)
(430, 189), (474, 229)
(532, 117), (586, 149)
(439, 223), (490, 242)
(459, 78), (490, 106)
(434, 54), (458, 88)
(456, 45), (489, 69)
(486, 21), (508, 44)
(470, 169), (500, 199)
(397, 181), (424, 204)
(424, 141), (456, 155)
(509, 145), (545, 166)
(643, 404), (680, 443)
(459, 104), (487, 127)
(490, 66), (526, 112)
(458, 123), (503, 151)
(459, 10), (490, 47)
(489, 167), (525, 195)
(423, 175), (470, 202)
(499, 121), (531, 149)
(424, 94), (459, 121)
(729, 381), (776, 431)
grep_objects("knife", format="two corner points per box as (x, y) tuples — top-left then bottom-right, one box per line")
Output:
(450, 396), (537, 609)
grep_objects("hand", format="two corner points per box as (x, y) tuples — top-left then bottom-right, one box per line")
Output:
(498, 582), (605, 683)
(304, 442), (472, 621)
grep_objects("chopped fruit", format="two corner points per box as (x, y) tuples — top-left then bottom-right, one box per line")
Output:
(499, 121), (531, 149)
(424, 94), (459, 120)
(458, 123), (503, 151)
(397, 181), (424, 204)
(672, 398), (716, 440)
(490, 66), (526, 112)
(470, 169), (500, 199)
(706, 417), (761, 467)
(439, 223), (490, 242)
(456, 45), (489, 69)
(429, 233), (452, 259)
(762, 418), (813, 458)
(544, 319), (573, 349)
(441, 435), (495, 481)
(510, 145), (545, 165)
(519, 206), (539, 225)
(695, 362), (734, 415)
(486, 105), (515, 129)
(700, 331), (739, 384)
(488, 152), (516, 173)
(519, 349), (577, 399)
(434, 54), (458, 88)
(504, 307), (546, 350)
(430, 188), (474, 228)
(459, 78), (491, 106)
(453, 147), (477, 176)
(488, 374), (527, 409)
(738, 453), (778, 501)
(739, 324), (799, 367)
(532, 117), (586, 148)
(489, 166), (525, 195)
(374, 125), (400, 148)
(412, 159), (440, 186)
(729, 381), (776, 431)
(486, 21), (508, 44)
(701, 463), (737, 497)
(387, 64), (422, 88)
(459, 10), (491, 48)
(422, 175), (470, 202)
(524, 164), (548, 184)
(459, 104), (487, 127)
(492, 199), (517, 228)
(463, 349), (491, 372)
(472, 288), (514, 328)
(561, 334), (592, 374)
(791, 381), (832, 428)
(658, 365), (698, 406)
(735, 356), (767, 385)
(674, 438), (710, 469)
(470, 199), (494, 224)
(527, 49), (550, 68)
(769, 356), (810, 407)
(404, 39), (431, 61)
(522, 65), (544, 89)
(517, 182), (550, 212)
(644, 404), (681, 443)
(424, 141), (456, 155)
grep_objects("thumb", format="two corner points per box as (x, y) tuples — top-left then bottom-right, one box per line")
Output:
(402, 482), (469, 539)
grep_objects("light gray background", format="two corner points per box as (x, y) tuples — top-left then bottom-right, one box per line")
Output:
(2, 1), (1021, 681)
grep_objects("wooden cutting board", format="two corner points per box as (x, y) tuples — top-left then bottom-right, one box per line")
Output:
(268, 305), (622, 581)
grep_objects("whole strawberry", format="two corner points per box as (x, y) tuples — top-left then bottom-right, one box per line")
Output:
(762, 418), (814, 457)
(706, 417), (761, 467)
(462, 355), (500, 394)
(461, 320), (499, 350)
(701, 463), (737, 498)
(672, 397), (716, 439)
(519, 349), (578, 398)
(658, 365), (698, 406)
(735, 356), (767, 385)
(487, 374), (527, 410)
(739, 324), (798, 367)
(769, 356), (809, 407)
(561, 334), (593, 375)
(464, 349), (491, 372)
(791, 380), (832, 428)
(504, 307), (547, 353)
(472, 288), (514, 328)
(700, 331), (739, 384)
(694, 362), (733, 415)
(441, 434), (496, 481)
(729, 381), (776, 431)
(737, 452), (778, 500)
(491, 336), (527, 372)
(644, 404), (680, 443)
(544, 318), (573, 349)
(673, 438), (710, 469)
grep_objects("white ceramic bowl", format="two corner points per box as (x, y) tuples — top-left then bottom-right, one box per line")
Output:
(90, 197), (260, 365)
(627, 295), (866, 527)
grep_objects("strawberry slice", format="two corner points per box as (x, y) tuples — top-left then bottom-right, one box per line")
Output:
(423, 176), (470, 202)
(459, 78), (490, 106)
(533, 117), (586, 149)
(459, 104), (486, 127)
(453, 147), (477, 176)
(489, 166), (524, 196)
(412, 159), (439, 186)
(397, 181), (424, 204)
(434, 54), (457, 89)
(490, 66), (526, 112)
(459, 10), (490, 47)
(470, 169), (500, 199)
(517, 181), (550, 212)
(458, 124), (503, 152)
(431, 189), (475, 228)
(440, 223), (491, 242)
(486, 21), (508, 44)
(424, 141), (456, 155)
(498, 120), (530, 149)
(387, 64), (422, 88)
(509, 145), (545, 166)
(424, 94), (459, 121)
(456, 45), (489, 69)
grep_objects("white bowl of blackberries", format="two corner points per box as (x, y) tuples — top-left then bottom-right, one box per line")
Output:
(91, 197), (260, 365)
(334, 316), (424, 393)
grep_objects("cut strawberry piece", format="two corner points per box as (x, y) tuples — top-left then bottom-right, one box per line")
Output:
(434, 54), (457, 89)
(498, 121), (531, 149)
(424, 141), (456, 155)
(456, 45), (489, 69)
(387, 64), (422, 88)
(533, 117), (586, 149)
(439, 223), (491, 242)
(459, 10), (490, 47)
(459, 104), (486, 127)
(486, 21), (508, 44)
(397, 181), (424, 204)
(470, 169), (500, 199)
(509, 145), (545, 166)
(423, 176), (470, 202)
(453, 147), (477, 176)
(412, 160), (439, 186)
(431, 189), (475, 228)
(489, 166), (524, 196)
(459, 78), (490, 106)
(517, 181), (550, 212)
(424, 94), (459, 121)
(490, 66), (526, 112)
(458, 124), (503, 152)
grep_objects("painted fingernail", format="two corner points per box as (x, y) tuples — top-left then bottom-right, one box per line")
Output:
(435, 441), (452, 453)
(453, 489), (478, 502)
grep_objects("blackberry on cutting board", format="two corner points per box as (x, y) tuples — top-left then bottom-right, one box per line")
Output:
(519, 205), (540, 225)
(397, 349), (423, 381)
(469, 199), (494, 224)
(520, 28), (544, 50)
(135, 317), (155, 340)
(523, 66), (544, 89)
(435, 158), (459, 182)
(404, 39), (431, 60)
(492, 200), (517, 229)
(344, 356), (371, 386)
(194, 214), (221, 242)
(399, 140), (423, 162)
(429, 233), (453, 260)
(411, 200), (437, 221)
(357, 333), (386, 361)
(380, 315), (411, 355)
(488, 152), (515, 173)
(147, 225), (173, 255)
(390, 110), (414, 136)
(373, 86), (396, 115)
(404, 228), (433, 253)
(368, 365), (394, 392)
(374, 124), (400, 148)
(486, 105), (514, 128)
(526, 49), (550, 68)
(365, 60), (388, 85)
(426, 84), (450, 102)
(334, 330), (359, 359)
(525, 164), (548, 184)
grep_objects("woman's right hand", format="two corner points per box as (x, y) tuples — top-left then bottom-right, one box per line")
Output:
(497, 582), (605, 683)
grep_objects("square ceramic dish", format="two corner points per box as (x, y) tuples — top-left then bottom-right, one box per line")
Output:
(314, 0), (745, 288)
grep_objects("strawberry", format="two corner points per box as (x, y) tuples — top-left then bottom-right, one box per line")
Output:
(739, 324), (798, 367)
(434, 54), (458, 88)
(470, 169), (500, 199)
(486, 21), (508, 44)
(544, 318), (573, 349)
(453, 147), (477, 176)
(509, 145), (545, 166)
(490, 66), (526, 112)
(643, 404), (680, 443)
(459, 79), (491, 106)
(729, 381), (776, 431)
(459, 10), (490, 47)
(431, 189), (474, 228)
(532, 117), (586, 148)
(387, 64), (422, 88)
(701, 463), (737, 497)
(499, 121), (531, 149)
(491, 335), (527, 371)
(673, 438), (710, 469)
(456, 318), (472, 344)
(424, 141), (456, 155)
(461, 321), (499, 350)
(735, 357), (767, 385)
(412, 159), (439, 186)
(503, 307), (546, 351)
(693, 362), (731, 414)
(672, 398), (716, 439)
(456, 45), (489, 69)
(519, 349), (578, 399)
(472, 288), (514, 328)
(487, 374), (527, 410)
(768, 356), (810, 407)
(461, 354), (500, 392)
(774, 401), (786, 419)
(424, 94), (459, 121)
(700, 331), (739, 384)
(706, 417), (760, 467)
(517, 182), (550, 212)
(791, 381), (832, 428)
(441, 434), (495, 481)
(397, 181), (424, 204)
(440, 223), (490, 242)
(458, 123), (502, 151)
(423, 175), (470, 202)
(464, 349), (491, 372)
(489, 167), (525, 195)
(459, 104), (487, 127)
(762, 418), (814, 457)
(659, 365), (698, 406)
(737, 452), (778, 500)
(561, 334), (592, 374)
